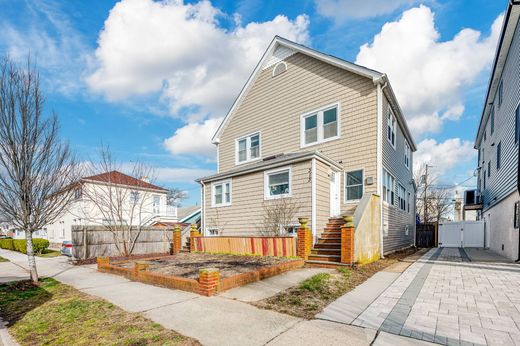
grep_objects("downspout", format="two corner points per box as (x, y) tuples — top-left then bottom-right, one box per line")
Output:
(377, 80), (388, 258)
(311, 158), (317, 244)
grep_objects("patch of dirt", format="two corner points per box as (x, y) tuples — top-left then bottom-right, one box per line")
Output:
(115, 253), (295, 279)
(253, 247), (419, 319)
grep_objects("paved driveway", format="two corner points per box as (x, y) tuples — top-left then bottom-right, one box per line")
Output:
(350, 248), (520, 345)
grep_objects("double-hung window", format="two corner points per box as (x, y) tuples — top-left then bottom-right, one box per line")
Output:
(398, 184), (406, 211)
(152, 195), (160, 214)
(236, 133), (260, 164)
(265, 167), (291, 199)
(498, 80), (503, 107)
(407, 192), (411, 213)
(387, 109), (396, 148)
(301, 104), (339, 146)
(490, 106), (495, 135)
(383, 170), (395, 205)
(345, 170), (363, 201)
(130, 191), (140, 204)
(212, 180), (231, 207)
(404, 140), (411, 169)
(516, 104), (520, 144)
(497, 142), (501, 170)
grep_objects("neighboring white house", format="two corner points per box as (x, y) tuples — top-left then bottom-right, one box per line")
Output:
(44, 171), (177, 247)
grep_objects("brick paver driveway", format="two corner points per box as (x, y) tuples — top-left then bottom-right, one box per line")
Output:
(353, 248), (520, 345)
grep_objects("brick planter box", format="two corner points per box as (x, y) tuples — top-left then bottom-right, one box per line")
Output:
(97, 254), (304, 296)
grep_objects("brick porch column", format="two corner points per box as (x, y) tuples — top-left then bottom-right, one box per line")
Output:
(190, 224), (200, 252)
(341, 216), (355, 264)
(297, 217), (312, 260)
(199, 268), (220, 296)
(173, 225), (182, 254)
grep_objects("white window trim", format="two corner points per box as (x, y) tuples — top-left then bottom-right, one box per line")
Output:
(397, 183), (406, 211)
(382, 168), (396, 207)
(264, 166), (292, 200)
(387, 108), (396, 150)
(211, 179), (232, 207)
(404, 140), (411, 170)
(235, 131), (262, 165)
(300, 102), (341, 148)
(344, 169), (364, 203)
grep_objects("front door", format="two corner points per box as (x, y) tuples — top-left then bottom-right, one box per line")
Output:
(330, 171), (341, 217)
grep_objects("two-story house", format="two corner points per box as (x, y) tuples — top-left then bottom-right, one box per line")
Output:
(45, 171), (177, 247)
(472, 1), (520, 261)
(197, 36), (416, 261)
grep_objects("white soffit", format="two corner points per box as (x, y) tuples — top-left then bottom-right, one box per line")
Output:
(262, 45), (296, 70)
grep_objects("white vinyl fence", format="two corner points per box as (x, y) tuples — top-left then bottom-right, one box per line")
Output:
(438, 221), (485, 248)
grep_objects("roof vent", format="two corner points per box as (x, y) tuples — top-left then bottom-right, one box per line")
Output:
(272, 62), (287, 77)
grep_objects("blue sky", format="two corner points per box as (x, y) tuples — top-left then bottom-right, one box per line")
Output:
(0, 0), (507, 205)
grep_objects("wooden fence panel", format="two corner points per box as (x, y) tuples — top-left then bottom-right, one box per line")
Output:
(192, 236), (296, 257)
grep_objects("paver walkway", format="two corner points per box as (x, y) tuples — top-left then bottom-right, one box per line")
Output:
(0, 249), (432, 345)
(322, 247), (520, 346)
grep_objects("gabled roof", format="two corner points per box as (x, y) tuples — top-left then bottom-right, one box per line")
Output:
(211, 35), (417, 151)
(475, 0), (520, 147)
(82, 170), (167, 192)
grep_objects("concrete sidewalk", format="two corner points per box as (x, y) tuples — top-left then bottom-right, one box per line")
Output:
(0, 249), (433, 345)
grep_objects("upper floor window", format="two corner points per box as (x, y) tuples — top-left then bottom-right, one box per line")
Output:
(387, 109), (396, 148)
(498, 80), (503, 107)
(487, 161), (491, 177)
(130, 191), (140, 204)
(404, 140), (411, 169)
(497, 142), (501, 170)
(152, 195), (161, 214)
(383, 169), (395, 205)
(74, 187), (82, 200)
(515, 104), (520, 144)
(398, 183), (406, 211)
(490, 106), (495, 135)
(272, 62), (287, 77)
(212, 180), (231, 207)
(345, 170), (363, 201)
(236, 132), (260, 164)
(407, 191), (411, 213)
(301, 104), (339, 147)
(265, 167), (291, 199)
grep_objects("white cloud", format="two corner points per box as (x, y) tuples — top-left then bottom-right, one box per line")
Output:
(87, 0), (309, 122)
(163, 118), (222, 157)
(315, 0), (414, 21)
(356, 5), (503, 138)
(154, 167), (215, 183)
(414, 138), (476, 176)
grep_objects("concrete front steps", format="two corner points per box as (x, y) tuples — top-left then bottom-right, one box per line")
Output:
(306, 217), (351, 268)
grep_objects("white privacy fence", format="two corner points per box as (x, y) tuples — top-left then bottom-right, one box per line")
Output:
(438, 221), (485, 248)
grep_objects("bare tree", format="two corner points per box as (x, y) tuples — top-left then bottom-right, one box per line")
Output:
(0, 57), (79, 283)
(415, 164), (454, 223)
(257, 198), (301, 236)
(166, 187), (188, 207)
(77, 145), (159, 256)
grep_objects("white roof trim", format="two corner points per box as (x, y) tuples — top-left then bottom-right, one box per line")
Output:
(211, 36), (384, 144)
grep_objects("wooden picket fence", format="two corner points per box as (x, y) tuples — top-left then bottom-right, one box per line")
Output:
(191, 236), (297, 257)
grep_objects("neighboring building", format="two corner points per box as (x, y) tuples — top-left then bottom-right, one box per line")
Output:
(470, 1), (520, 260)
(45, 171), (177, 247)
(197, 36), (417, 256)
(454, 191), (477, 221)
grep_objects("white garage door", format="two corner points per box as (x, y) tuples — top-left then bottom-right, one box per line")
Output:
(438, 221), (485, 248)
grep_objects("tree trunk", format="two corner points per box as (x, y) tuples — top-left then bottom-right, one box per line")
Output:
(25, 230), (39, 283)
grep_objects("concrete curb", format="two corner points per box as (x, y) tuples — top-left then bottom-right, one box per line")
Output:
(0, 317), (19, 346)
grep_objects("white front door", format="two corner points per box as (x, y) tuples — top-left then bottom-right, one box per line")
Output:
(330, 171), (341, 217)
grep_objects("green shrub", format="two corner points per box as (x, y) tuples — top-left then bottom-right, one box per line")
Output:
(0, 238), (14, 250)
(8, 238), (49, 255)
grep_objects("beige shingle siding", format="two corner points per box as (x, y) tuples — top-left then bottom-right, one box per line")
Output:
(217, 52), (378, 219)
(204, 161), (312, 235)
(382, 95), (415, 253)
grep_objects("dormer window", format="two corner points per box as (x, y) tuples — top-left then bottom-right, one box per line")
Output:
(387, 108), (396, 149)
(301, 104), (340, 147)
(272, 62), (287, 77)
(236, 132), (260, 164)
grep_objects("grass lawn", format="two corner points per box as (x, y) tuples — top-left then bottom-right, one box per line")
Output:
(253, 248), (418, 319)
(0, 278), (199, 346)
(0, 255), (8, 262)
(36, 249), (61, 258)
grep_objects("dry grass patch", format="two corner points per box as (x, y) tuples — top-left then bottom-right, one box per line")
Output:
(0, 278), (200, 346)
(253, 248), (418, 319)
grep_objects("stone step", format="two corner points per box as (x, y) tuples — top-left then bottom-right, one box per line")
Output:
(307, 254), (341, 262)
(317, 237), (341, 243)
(320, 232), (341, 238)
(324, 226), (343, 231)
(311, 248), (341, 256)
(313, 242), (341, 249)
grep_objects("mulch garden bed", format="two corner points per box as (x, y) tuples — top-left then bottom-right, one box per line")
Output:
(113, 253), (294, 279)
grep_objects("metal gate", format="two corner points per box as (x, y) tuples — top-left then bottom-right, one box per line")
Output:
(438, 221), (485, 248)
(416, 223), (436, 248)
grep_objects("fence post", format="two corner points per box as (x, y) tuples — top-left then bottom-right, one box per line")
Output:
(297, 217), (311, 260)
(190, 224), (200, 252)
(198, 268), (220, 296)
(341, 216), (355, 264)
(173, 225), (182, 254)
